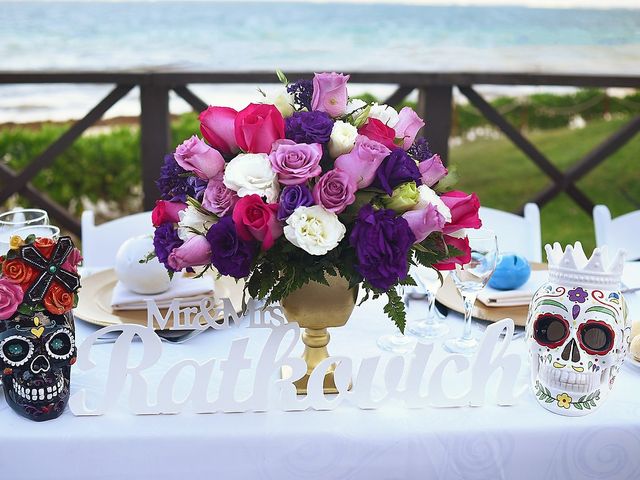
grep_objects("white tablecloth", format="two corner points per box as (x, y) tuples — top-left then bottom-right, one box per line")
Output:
(1, 265), (640, 480)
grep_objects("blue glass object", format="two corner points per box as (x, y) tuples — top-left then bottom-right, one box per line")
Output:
(488, 253), (531, 290)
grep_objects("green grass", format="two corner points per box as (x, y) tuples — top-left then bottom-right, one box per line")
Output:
(450, 116), (640, 254)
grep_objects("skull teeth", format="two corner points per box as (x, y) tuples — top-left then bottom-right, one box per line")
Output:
(538, 362), (604, 393)
(11, 378), (65, 402)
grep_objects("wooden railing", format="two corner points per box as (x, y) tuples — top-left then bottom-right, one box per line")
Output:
(0, 71), (638, 237)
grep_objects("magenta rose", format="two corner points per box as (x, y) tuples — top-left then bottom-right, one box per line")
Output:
(234, 103), (285, 154)
(152, 200), (187, 227)
(174, 135), (226, 180)
(358, 118), (397, 150)
(0, 279), (23, 320)
(232, 194), (282, 251)
(202, 178), (239, 216)
(270, 141), (322, 185)
(394, 107), (425, 150)
(418, 154), (448, 187)
(334, 135), (391, 189)
(199, 106), (239, 155)
(402, 203), (445, 243)
(61, 247), (83, 273)
(167, 235), (212, 271)
(441, 190), (482, 234)
(434, 235), (472, 271)
(311, 72), (350, 118)
(312, 169), (357, 214)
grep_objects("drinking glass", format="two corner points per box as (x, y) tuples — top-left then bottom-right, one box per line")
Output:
(12, 225), (60, 241)
(443, 229), (498, 355)
(0, 209), (49, 254)
(377, 285), (417, 354)
(407, 266), (449, 340)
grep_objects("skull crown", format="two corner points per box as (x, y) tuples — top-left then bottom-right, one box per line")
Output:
(526, 242), (630, 416)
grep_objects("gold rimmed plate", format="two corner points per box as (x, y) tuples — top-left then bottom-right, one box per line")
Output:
(75, 269), (245, 329)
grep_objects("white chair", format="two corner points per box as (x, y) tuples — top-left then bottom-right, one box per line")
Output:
(479, 203), (542, 263)
(593, 205), (640, 260)
(81, 210), (153, 269)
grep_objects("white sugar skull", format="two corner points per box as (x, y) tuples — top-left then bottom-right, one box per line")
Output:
(526, 243), (630, 416)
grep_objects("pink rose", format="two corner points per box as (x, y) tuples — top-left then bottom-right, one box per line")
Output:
(202, 178), (238, 216)
(199, 106), (239, 155)
(334, 135), (391, 189)
(402, 204), (445, 244)
(61, 248), (83, 273)
(311, 72), (350, 118)
(232, 194), (282, 250)
(152, 200), (187, 227)
(270, 142), (322, 185)
(167, 235), (212, 271)
(434, 235), (472, 271)
(358, 118), (397, 150)
(174, 135), (226, 180)
(394, 107), (425, 150)
(312, 169), (357, 214)
(418, 154), (448, 187)
(234, 104), (285, 154)
(441, 191), (482, 234)
(0, 279), (23, 320)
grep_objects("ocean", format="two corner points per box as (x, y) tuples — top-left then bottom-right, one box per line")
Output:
(1, 1), (639, 122)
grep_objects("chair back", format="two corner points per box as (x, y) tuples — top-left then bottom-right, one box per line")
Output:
(593, 205), (640, 260)
(478, 203), (542, 263)
(81, 210), (154, 269)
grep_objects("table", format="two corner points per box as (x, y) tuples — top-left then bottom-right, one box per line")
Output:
(1, 265), (640, 480)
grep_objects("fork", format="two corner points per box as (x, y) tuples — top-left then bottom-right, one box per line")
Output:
(92, 328), (205, 345)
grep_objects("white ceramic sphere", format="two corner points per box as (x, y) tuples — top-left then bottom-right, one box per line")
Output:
(114, 235), (171, 294)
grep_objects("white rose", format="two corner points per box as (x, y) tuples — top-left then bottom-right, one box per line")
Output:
(414, 185), (452, 223)
(368, 103), (399, 127)
(177, 206), (214, 241)
(284, 205), (346, 256)
(328, 121), (358, 158)
(346, 98), (367, 116)
(223, 153), (279, 203)
(265, 87), (295, 118)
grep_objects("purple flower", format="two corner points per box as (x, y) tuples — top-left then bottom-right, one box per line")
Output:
(206, 216), (257, 278)
(287, 79), (314, 111)
(202, 178), (238, 216)
(277, 185), (314, 221)
(568, 287), (588, 303)
(156, 154), (207, 202)
(372, 148), (422, 195)
(153, 222), (183, 272)
(270, 141), (323, 185)
(187, 176), (208, 201)
(349, 204), (415, 290)
(285, 111), (334, 144)
(312, 169), (357, 214)
(418, 154), (448, 188)
(407, 138), (432, 162)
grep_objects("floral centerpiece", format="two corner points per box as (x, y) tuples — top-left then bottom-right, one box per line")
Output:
(151, 71), (481, 331)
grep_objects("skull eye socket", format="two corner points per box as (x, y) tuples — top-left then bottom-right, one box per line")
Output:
(45, 329), (74, 360)
(578, 320), (614, 355)
(533, 314), (569, 348)
(0, 336), (34, 367)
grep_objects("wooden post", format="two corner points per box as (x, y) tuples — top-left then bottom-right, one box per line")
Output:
(140, 84), (171, 211)
(417, 86), (453, 164)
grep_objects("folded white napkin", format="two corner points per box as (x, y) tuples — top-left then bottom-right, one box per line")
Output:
(477, 270), (547, 307)
(110, 274), (215, 311)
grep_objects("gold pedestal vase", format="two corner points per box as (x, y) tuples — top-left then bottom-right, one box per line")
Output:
(280, 275), (358, 395)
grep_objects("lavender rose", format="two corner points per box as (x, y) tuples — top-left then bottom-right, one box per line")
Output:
(206, 215), (257, 278)
(285, 111), (334, 144)
(174, 135), (226, 180)
(349, 204), (415, 291)
(153, 222), (183, 272)
(402, 203), (445, 243)
(372, 147), (421, 195)
(202, 177), (239, 216)
(312, 169), (357, 214)
(311, 72), (350, 118)
(334, 135), (391, 189)
(418, 154), (448, 187)
(270, 140), (323, 185)
(277, 185), (314, 221)
(167, 235), (212, 271)
(0, 279), (24, 320)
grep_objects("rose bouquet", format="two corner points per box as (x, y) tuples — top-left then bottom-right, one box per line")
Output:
(151, 71), (481, 331)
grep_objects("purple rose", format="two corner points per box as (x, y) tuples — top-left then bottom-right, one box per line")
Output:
(402, 203), (445, 243)
(311, 72), (350, 118)
(312, 169), (357, 214)
(202, 177), (239, 216)
(270, 141), (323, 185)
(334, 135), (391, 189)
(167, 235), (212, 271)
(206, 216), (257, 278)
(394, 107), (425, 150)
(277, 185), (314, 221)
(372, 148), (421, 195)
(174, 135), (226, 180)
(349, 204), (415, 291)
(285, 111), (334, 144)
(153, 222), (183, 272)
(418, 154), (448, 188)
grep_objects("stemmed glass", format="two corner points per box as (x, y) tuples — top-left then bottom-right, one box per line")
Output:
(443, 229), (498, 355)
(407, 265), (449, 340)
(0, 209), (49, 254)
(377, 285), (417, 354)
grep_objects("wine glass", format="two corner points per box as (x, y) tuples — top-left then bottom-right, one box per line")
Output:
(0, 209), (49, 254)
(407, 265), (449, 340)
(12, 225), (60, 241)
(443, 229), (498, 355)
(377, 285), (417, 354)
